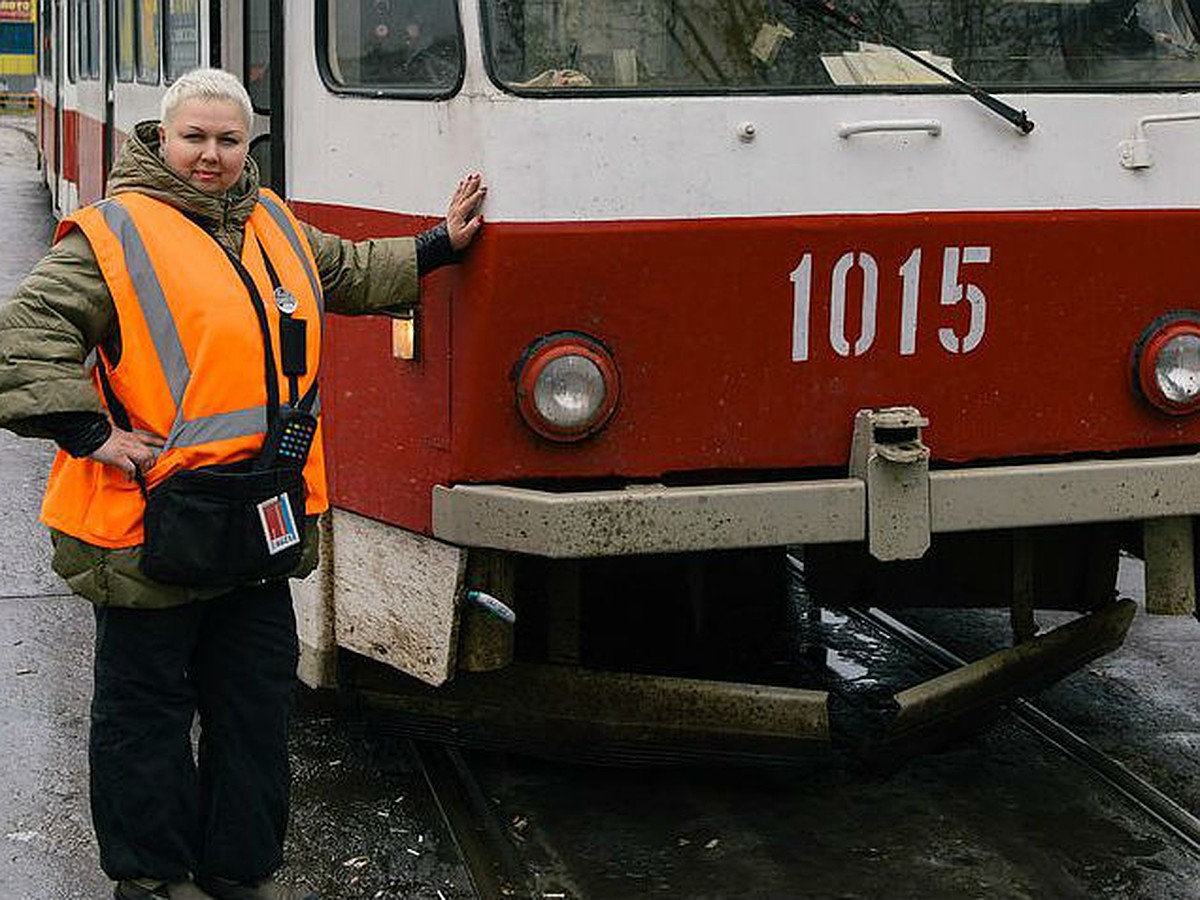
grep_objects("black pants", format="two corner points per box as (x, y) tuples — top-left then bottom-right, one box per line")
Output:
(90, 581), (299, 882)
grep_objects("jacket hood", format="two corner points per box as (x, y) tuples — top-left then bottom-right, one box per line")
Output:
(107, 121), (261, 231)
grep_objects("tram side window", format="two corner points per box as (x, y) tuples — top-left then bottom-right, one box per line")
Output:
(165, 0), (199, 82)
(116, 0), (135, 81)
(246, 0), (269, 111)
(320, 0), (463, 94)
(71, 0), (100, 81)
(38, 0), (52, 79)
(86, 0), (99, 79)
(481, 0), (1200, 92)
(138, 0), (160, 84)
(66, 0), (75, 82)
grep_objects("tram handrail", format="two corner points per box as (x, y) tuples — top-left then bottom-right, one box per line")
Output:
(837, 119), (942, 139)
(1119, 110), (1200, 169)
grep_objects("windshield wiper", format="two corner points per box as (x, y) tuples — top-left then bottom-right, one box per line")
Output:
(791, 0), (1035, 135)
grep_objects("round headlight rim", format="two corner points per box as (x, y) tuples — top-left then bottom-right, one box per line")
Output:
(516, 331), (620, 443)
(1134, 311), (1200, 416)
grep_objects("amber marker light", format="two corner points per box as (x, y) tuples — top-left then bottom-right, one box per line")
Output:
(1135, 313), (1200, 416)
(515, 332), (620, 442)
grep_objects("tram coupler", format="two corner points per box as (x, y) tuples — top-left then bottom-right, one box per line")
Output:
(849, 407), (931, 562)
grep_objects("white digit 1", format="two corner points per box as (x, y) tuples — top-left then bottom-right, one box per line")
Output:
(830, 251), (878, 357)
(938, 246), (991, 354)
(790, 253), (812, 362)
(899, 248), (921, 356)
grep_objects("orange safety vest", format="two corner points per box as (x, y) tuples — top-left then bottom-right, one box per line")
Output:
(40, 189), (328, 549)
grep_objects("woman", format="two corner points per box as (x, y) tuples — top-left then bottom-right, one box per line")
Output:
(0, 68), (485, 900)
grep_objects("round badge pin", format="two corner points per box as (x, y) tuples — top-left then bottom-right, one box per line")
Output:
(274, 286), (298, 315)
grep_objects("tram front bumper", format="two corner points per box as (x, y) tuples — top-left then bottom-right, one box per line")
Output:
(432, 452), (1200, 557)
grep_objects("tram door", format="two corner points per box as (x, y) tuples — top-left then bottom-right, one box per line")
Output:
(222, 0), (282, 194)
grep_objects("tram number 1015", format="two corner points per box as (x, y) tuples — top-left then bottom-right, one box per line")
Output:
(790, 246), (993, 362)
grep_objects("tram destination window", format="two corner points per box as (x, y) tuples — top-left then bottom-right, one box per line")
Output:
(481, 0), (1200, 92)
(319, 0), (464, 95)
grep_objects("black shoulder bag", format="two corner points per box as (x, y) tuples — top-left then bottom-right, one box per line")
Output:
(107, 236), (317, 588)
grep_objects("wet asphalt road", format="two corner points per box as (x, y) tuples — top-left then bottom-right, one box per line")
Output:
(4, 114), (1200, 899)
(0, 114), (109, 900)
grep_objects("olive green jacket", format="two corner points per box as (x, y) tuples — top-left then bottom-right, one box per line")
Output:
(0, 121), (421, 607)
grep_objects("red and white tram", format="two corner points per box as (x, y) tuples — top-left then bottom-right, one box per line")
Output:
(35, 0), (1200, 754)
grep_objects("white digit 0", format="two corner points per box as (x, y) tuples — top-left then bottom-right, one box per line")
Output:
(830, 252), (878, 357)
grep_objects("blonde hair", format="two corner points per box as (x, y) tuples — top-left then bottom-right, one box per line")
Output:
(160, 68), (253, 129)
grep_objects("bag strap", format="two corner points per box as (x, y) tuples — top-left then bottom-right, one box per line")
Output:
(252, 235), (318, 413)
(220, 241), (283, 428)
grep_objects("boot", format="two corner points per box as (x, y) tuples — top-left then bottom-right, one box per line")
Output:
(114, 879), (216, 900)
(196, 875), (319, 900)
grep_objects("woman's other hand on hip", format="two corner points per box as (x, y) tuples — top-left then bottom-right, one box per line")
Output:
(89, 427), (165, 480)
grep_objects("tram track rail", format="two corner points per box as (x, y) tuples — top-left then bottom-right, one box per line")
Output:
(396, 596), (1199, 900)
(380, 555), (1199, 898)
(411, 739), (534, 900)
(851, 606), (1200, 855)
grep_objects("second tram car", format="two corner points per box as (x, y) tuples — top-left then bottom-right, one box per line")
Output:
(35, 0), (1200, 754)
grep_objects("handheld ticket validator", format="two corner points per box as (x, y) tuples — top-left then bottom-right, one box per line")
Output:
(257, 405), (317, 469)
(256, 289), (317, 470)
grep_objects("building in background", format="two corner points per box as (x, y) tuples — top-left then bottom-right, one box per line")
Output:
(0, 0), (35, 108)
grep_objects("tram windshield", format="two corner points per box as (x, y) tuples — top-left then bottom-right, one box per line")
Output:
(481, 0), (1200, 92)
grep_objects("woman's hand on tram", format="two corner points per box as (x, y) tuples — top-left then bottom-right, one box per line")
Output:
(446, 172), (487, 252)
(89, 426), (164, 480)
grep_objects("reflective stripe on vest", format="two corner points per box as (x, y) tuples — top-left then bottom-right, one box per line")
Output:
(95, 200), (191, 413)
(258, 191), (324, 317)
(40, 189), (328, 549)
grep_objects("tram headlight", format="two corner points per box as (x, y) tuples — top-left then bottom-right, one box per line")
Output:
(516, 332), (620, 441)
(1135, 313), (1200, 415)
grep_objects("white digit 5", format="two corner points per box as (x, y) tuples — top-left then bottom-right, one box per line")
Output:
(938, 246), (990, 354)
